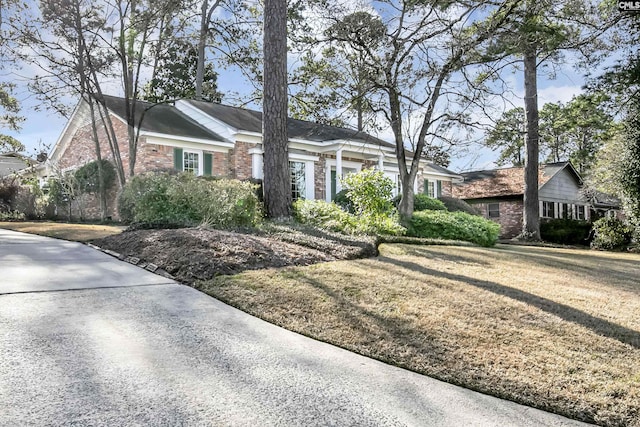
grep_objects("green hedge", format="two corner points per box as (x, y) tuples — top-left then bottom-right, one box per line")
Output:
(540, 219), (592, 245)
(293, 199), (405, 236)
(393, 194), (447, 211)
(407, 210), (500, 247)
(590, 217), (633, 251)
(118, 172), (261, 228)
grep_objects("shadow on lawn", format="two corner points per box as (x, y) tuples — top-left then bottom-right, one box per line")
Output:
(493, 246), (640, 293)
(291, 271), (455, 370)
(378, 256), (640, 350)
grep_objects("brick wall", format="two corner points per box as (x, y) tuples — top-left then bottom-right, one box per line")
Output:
(470, 198), (523, 239)
(315, 154), (327, 200)
(441, 181), (453, 197)
(231, 141), (252, 179)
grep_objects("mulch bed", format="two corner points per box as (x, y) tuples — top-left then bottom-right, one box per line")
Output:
(91, 226), (377, 284)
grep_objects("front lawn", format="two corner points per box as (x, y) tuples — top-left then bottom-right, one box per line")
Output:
(198, 244), (640, 426)
(0, 221), (125, 241)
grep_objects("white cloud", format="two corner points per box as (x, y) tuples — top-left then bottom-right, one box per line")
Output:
(538, 84), (583, 105)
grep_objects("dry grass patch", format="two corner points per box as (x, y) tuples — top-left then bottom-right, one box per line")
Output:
(0, 221), (124, 241)
(198, 243), (640, 426)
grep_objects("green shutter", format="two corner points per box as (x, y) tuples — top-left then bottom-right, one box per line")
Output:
(423, 179), (429, 195)
(173, 148), (183, 171)
(437, 180), (442, 197)
(331, 170), (337, 200)
(204, 153), (213, 176)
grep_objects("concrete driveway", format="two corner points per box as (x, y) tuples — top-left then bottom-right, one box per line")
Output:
(0, 228), (590, 426)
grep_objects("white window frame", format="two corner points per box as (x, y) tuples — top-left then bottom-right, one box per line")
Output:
(183, 149), (204, 176)
(290, 153), (317, 200)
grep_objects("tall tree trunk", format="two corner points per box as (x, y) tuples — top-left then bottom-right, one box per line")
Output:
(522, 49), (540, 240)
(196, 0), (222, 101)
(87, 98), (108, 221)
(262, 0), (291, 219)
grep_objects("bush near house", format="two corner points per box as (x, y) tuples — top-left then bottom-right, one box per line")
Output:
(293, 199), (405, 236)
(295, 168), (404, 236)
(407, 210), (500, 247)
(590, 217), (633, 251)
(540, 219), (593, 246)
(118, 172), (261, 228)
(392, 193), (447, 212)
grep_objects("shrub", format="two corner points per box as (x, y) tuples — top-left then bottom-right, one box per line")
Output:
(334, 189), (354, 213)
(74, 159), (116, 194)
(293, 199), (405, 236)
(407, 210), (500, 247)
(293, 199), (356, 232)
(591, 217), (633, 251)
(540, 219), (592, 245)
(342, 169), (394, 216)
(392, 193), (448, 212)
(0, 177), (19, 212)
(118, 172), (261, 228)
(438, 196), (481, 215)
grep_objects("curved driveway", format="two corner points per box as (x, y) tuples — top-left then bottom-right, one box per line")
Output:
(0, 228), (590, 426)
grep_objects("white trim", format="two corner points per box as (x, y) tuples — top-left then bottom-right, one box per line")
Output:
(305, 161), (315, 200)
(289, 152), (320, 162)
(175, 100), (236, 141)
(145, 135), (233, 153)
(143, 132), (233, 149)
(182, 149), (204, 176)
(252, 152), (263, 180)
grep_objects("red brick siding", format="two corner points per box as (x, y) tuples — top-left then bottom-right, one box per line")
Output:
(54, 112), (238, 221)
(315, 155), (327, 200)
(469, 199), (523, 239)
(231, 141), (252, 179)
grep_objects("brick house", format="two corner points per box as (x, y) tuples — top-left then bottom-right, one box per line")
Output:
(44, 95), (461, 219)
(452, 162), (603, 239)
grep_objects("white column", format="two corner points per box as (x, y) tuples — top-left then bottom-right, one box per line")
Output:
(336, 149), (343, 193)
(305, 161), (315, 200)
(378, 154), (384, 171)
(251, 152), (263, 179)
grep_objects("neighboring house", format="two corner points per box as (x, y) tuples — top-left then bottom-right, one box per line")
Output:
(452, 162), (613, 238)
(45, 95), (461, 219)
(0, 152), (36, 178)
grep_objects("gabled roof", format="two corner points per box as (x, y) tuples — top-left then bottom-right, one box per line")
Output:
(453, 162), (580, 199)
(424, 162), (463, 179)
(101, 95), (226, 141)
(184, 100), (395, 148)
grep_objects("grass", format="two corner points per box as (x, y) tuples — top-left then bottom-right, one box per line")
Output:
(197, 243), (640, 426)
(0, 221), (125, 241)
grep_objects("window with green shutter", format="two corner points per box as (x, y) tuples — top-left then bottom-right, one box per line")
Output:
(204, 153), (212, 176)
(437, 180), (442, 197)
(173, 148), (183, 171)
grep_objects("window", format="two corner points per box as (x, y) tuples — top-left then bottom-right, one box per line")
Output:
(183, 151), (200, 175)
(542, 201), (555, 218)
(488, 203), (500, 218)
(290, 161), (306, 201)
(424, 179), (435, 197)
(576, 205), (586, 220)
